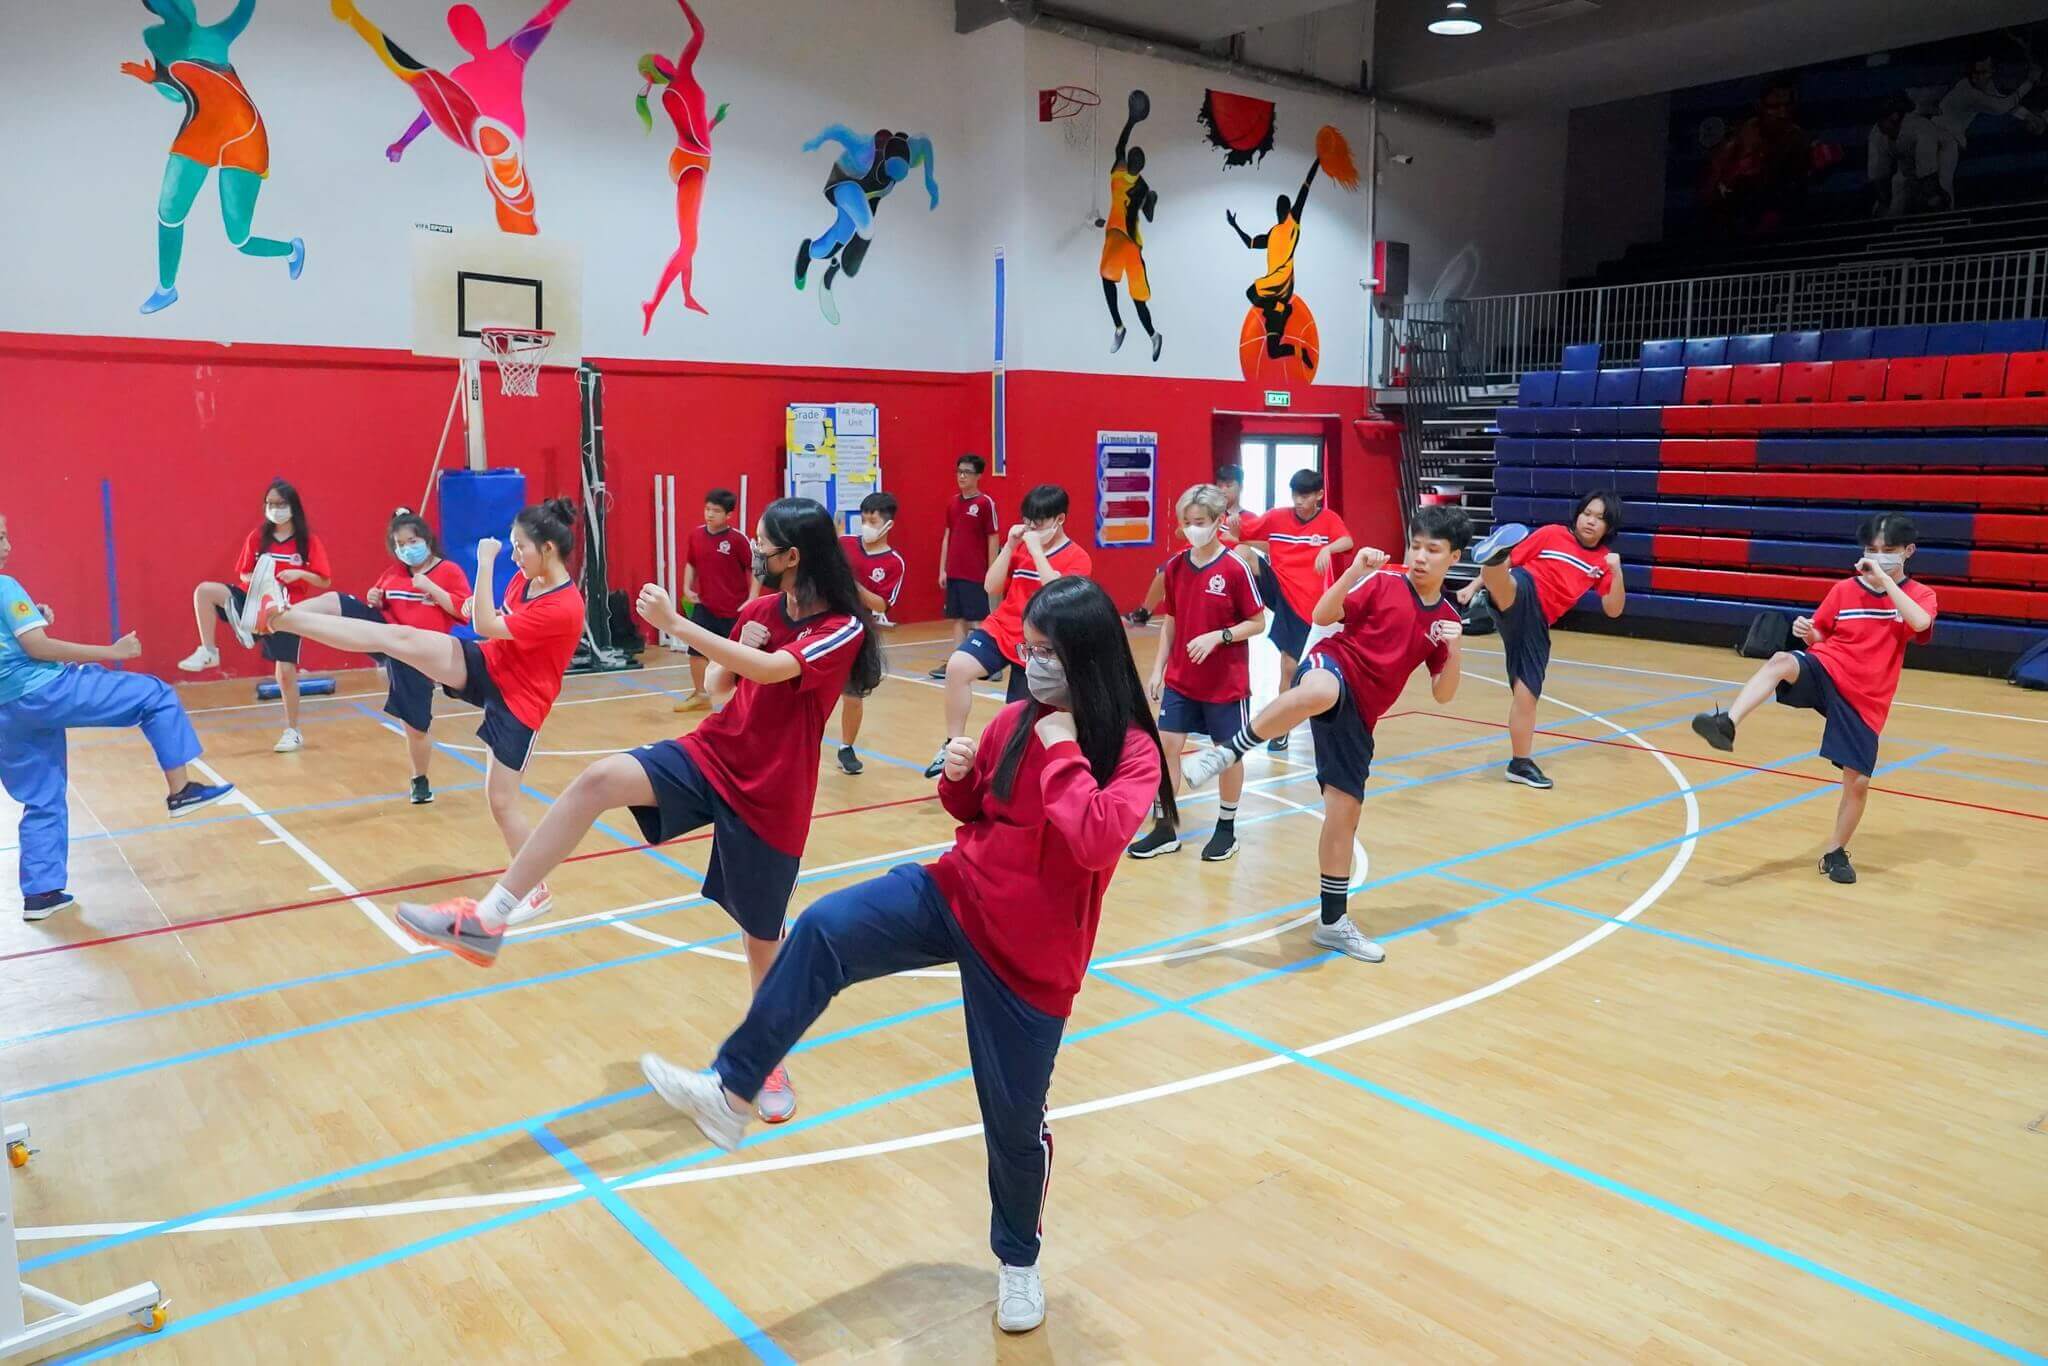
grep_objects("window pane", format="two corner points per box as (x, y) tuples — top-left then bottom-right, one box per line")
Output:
(1273, 441), (1321, 506)
(1239, 439), (1273, 513)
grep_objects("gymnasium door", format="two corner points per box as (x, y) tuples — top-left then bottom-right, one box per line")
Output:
(1238, 434), (1324, 513)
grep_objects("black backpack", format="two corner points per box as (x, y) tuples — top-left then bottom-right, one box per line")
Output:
(1738, 610), (1793, 660)
(2009, 636), (2048, 690)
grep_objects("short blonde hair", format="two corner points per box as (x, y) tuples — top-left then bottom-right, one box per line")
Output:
(1177, 483), (1229, 524)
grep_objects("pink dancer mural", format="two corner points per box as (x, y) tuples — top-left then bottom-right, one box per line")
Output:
(635, 0), (726, 331)
(329, 0), (575, 235)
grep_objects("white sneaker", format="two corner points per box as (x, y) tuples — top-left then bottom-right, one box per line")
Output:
(640, 1054), (750, 1152)
(1181, 744), (1238, 792)
(996, 1263), (1045, 1333)
(1311, 914), (1386, 964)
(176, 645), (220, 673)
(273, 727), (304, 753)
(501, 881), (554, 928)
(240, 556), (285, 638)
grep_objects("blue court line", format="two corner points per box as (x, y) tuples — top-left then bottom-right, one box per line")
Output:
(1370, 685), (1721, 766)
(1087, 969), (2045, 1364)
(1436, 871), (2048, 1040)
(0, 781), (486, 855)
(529, 1125), (793, 1365)
(1948, 746), (2048, 770)
(22, 772), (1860, 1354)
(1911, 766), (2048, 797)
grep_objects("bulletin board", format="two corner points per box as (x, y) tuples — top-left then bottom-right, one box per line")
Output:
(1095, 430), (1158, 547)
(785, 402), (882, 535)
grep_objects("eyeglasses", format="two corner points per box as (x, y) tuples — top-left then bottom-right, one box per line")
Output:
(1018, 643), (1061, 665)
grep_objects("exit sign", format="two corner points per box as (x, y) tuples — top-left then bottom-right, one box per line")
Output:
(1264, 389), (1291, 408)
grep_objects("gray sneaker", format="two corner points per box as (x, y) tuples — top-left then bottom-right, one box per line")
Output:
(640, 1054), (750, 1151)
(395, 897), (505, 968)
(755, 1065), (797, 1124)
(1311, 915), (1386, 964)
(1181, 745), (1237, 792)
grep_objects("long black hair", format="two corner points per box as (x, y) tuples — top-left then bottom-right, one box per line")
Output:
(513, 497), (578, 568)
(387, 507), (445, 561)
(255, 477), (308, 551)
(991, 576), (1175, 824)
(758, 497), (884, 697)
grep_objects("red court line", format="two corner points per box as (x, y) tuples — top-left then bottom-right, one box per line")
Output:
(1415, 713), (2048, 823)
(0, 792), (945, 964)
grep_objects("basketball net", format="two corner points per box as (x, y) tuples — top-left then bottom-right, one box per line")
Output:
(1039, 85), (1100, 150)
(479, 327), (553, 398)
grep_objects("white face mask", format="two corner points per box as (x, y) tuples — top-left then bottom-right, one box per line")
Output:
(265, 506), (292, 526)
(1184, 522), (1218, 549)
(1863, 552), (1905, 582)
(860, 520), (892, 545)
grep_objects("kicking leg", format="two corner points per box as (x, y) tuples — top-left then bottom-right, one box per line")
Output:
(1184, 668), (1339, 789)
(1694, 651), (1800, 750)
(269, 607), (467, 687)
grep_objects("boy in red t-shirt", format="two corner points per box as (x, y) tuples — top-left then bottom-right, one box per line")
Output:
(1129, 483), (1267, 863)
(1130, 462), (1248, 624)
(676, 487), (758, 712)
(923, 484), (1093, 777)
(1460, 491), (1627, 790)
(1185, 505), (1471, 964)
(929, 453), (1001, 676)
(834, 491), (907, 774)
(1692, 512), (1937, 885)
(1236, 468), (1352, 753)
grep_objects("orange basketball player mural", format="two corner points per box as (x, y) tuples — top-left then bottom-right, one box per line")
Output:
(635, 0), (726, 332)
(1226, 126), (1359, 385)
(1095, 90), (1162, 362)
(329, 0), (575, 235)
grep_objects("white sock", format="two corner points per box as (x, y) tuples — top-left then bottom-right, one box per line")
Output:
(474, 884), (521, 931)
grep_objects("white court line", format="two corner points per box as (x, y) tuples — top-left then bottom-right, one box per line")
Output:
(188, 757), (424, 956)
(16, 679), (1704, 1246)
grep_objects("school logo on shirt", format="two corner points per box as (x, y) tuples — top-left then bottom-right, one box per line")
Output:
(968, 504), (982, 517)
(1206, 573), (1228, 596)
(869, 567), (886, 584)
(716, 539), (732, 555)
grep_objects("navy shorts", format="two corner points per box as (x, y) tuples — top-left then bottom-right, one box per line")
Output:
(956, 629), (1028, 701)
(1159, 686), (1250, 742)
(944, 577), (991, 620)
(1268, 592), (1312, 660)
(1495, 566), (1552, 699)
(222, 586), (301, 665)
(687, 604), (738, 657)
(628, 739), (799, 941)
(337, 594), (435, 732)
(1297, 656), (1376, 801)
(442, 638), (538, 771)
(1777, 651), (1879, 775)
(1253, 555), (1282, 611)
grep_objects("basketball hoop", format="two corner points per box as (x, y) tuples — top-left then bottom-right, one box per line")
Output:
(1038, 85), (1101, 121)
(479, 327), (554, 397)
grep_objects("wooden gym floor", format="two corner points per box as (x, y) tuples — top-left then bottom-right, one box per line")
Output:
(3, 624), (2043, 1363)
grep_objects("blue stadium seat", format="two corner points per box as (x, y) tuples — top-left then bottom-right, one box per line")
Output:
(1870, 324), (1928, 358)
(1727, 334), (1774, 366)
(1640, 339), (1684, 369)
(1755, 435), (2048, 466)
(1517, 371), (1559, 407)
(1492, 437), (1537, 466)
(1495, 465), (1536, 494)
(1982, 319), (2048, 353)
(1682, 336), (1729, 366)
(1562, 343), (1602, 372)
(1818, 328), (1874, 361)
(1771, 331), (1821, 363)
(1926, 322), (1986, 356)
(1554, 369), (1599, 408)
(1638, 367), (1685, 406)
(1594, 368), (1640, 406)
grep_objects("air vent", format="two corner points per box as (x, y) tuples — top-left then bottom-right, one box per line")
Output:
(1499, 0), (1600, 28)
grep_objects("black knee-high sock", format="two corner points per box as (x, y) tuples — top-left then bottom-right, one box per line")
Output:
(1223, 722), (1266, 758)
(1134, 300), (1156, 336)
(1319, 875), (1349, 926)
(1101, 279), (1124, 329)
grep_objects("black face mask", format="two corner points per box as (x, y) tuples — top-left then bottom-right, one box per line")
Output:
(753, 547), (788, 590)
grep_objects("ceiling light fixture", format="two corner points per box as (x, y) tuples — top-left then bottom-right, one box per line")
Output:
(1428, 1), (1482, 36)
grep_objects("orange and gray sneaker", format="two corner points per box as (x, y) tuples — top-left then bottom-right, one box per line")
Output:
(755, 1065), (797, 1123)
(395, 897), (505, 967)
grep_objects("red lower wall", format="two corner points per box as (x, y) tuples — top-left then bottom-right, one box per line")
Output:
(0, 332), (1401, 680)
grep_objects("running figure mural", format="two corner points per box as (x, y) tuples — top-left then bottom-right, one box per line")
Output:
(1095, 90), (1161, 362)
(123, 0), (305, 316)
(636, 0), (726, 331)
(329, 0), (575, 235)
(794, 126), (939, 326)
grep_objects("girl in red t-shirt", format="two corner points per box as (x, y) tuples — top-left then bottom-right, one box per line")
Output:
(178, 478), (332, 754)
(638, 576), (1167, 1336)
(257, 500), (583, 917)
(288, 509), (473, 805)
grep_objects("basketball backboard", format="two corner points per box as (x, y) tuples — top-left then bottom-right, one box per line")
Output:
(410, 225), (583, 367)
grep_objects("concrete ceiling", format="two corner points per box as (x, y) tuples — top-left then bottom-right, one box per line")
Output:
(1025, 0), (1346, 44)
(1375, 0), (2048, 117)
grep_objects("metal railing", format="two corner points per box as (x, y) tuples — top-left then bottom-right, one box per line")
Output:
(1376, 246), (2048, 385)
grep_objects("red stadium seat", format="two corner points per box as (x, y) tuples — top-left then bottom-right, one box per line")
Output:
(1883, 356), (1947, 400)
(1681, 365), (1733, 405)
(1728, 363), (1782, 405)
(1981, 350), (2048, 426)
(1828, 359), (1888, 403)
(1779, 361), (1833, 404)
(1943, 353), (2008, 399)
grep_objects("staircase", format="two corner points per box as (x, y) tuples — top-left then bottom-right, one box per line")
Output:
(1392, 313), (1514, 585)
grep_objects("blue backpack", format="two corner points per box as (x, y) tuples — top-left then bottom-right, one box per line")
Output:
(2009, 637), (2048, 690)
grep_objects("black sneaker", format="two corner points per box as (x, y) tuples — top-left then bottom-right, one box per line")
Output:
(1819, 848), (1857, 884)
(166, 780), (234, 818)
(22, 890), (76, 922)
(1200, 827), (1237, 862)
(926, 663), (947, 679)
(1267, 734), (1290, 754)
(1126, 607), (1152, 627)
(1127, 823), (1181, 859)
(837, 745), (864, 776)
(410, 776), (434, 805)
(1504, 758), (1553, 790)
(1690, 709), (1736, 752)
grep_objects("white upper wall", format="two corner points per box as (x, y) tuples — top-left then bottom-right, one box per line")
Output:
(1374, 107), (1568, 302)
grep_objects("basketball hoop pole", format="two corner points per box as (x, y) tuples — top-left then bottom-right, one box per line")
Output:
(461, 356), (488, 472)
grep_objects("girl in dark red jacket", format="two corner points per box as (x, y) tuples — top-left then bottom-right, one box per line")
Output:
(639, 575), (1168, 1338)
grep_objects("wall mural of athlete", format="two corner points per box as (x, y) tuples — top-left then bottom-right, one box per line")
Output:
(794, 126), (939, 326)
(636, 0), (726, 331)
(1095, 89), (1161, 362)
(330, 0), (574, 235)
(123, 0), (305, 316)
(1227, 125), (1358, 385)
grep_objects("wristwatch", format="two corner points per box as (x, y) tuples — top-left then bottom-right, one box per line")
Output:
(1220, 627), (1234, 644)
